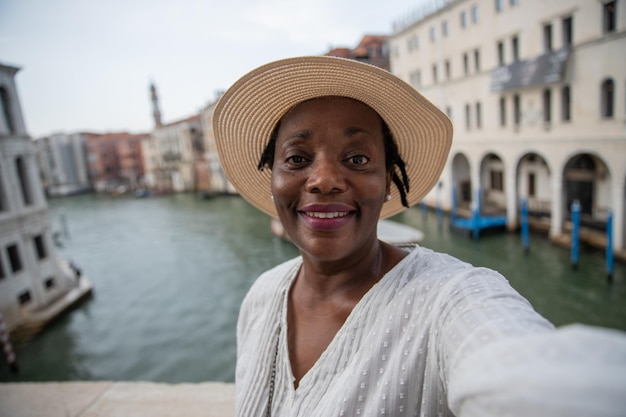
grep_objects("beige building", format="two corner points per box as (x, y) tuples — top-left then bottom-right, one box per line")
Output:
(390, 0), (625, 253)
(144, 114), (202, 193)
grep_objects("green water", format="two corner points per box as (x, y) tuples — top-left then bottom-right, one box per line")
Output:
(1, 193), (623, 383)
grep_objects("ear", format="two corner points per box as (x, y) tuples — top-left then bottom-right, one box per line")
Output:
(385, 170), (393, 195)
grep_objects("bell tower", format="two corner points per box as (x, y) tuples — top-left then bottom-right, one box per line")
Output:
(150, 81), (162, 128)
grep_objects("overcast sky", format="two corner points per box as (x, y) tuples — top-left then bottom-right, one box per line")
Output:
(0, 0), (425, 137)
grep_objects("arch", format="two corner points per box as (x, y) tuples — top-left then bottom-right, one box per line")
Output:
(451, 152), (472, 210)
(516, 152), (552, 221)
(0, 86), (15, 134)
(601, 78), (614, 119)
(563, 152), (612, 230)
(479, 152), (506, 215)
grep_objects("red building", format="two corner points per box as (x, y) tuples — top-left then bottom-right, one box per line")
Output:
(83, 132), (147, 193)
(325, 35), (389, 70)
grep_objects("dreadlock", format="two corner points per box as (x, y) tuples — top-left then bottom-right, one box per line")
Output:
(257, 119), (410, 208)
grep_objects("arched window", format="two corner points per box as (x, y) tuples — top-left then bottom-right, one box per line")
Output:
(601, 78), (614, 118)
(16, 156), (33, 206)
(0, 87), (15, 133)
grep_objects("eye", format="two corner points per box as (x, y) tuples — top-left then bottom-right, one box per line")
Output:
(347, 155), (370, 165)
(285, 155), (309, 165)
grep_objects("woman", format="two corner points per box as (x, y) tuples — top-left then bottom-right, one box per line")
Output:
(214, 56), (626, 417)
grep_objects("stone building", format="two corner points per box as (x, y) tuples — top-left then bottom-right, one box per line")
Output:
(390, 0), (625, 254)
(0, 62), (90, 334)
(199, 93), (236, 196)
(33, 132), (91, 197)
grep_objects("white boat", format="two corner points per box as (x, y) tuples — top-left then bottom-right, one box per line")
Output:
(270, 218), (423, 245)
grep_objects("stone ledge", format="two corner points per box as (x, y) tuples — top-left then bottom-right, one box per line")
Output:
(0, 381), (235, 417)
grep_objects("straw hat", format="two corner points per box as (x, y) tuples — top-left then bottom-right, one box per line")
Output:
(213, 56), (453, 219)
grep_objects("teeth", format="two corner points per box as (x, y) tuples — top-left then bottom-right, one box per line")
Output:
(305, 211), (349, 219)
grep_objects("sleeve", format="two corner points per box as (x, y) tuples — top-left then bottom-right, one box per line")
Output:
(447, 324), (626, 417)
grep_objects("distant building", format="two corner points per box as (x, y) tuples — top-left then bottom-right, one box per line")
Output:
(326, 34), (390, 70)
(0, 62), (90, 334)
(33, 132), (91, 197)
(199, 93), (236, 196)
(390, 0), (626, 254)
(143, 114), (203, 193)
(83, 131), (146, 193)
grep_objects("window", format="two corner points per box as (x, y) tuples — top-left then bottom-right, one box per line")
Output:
(497, 41), (505, 66)
(465, 104), (471, 129)
(562, 16), (573, 47)
(34, 235), (47, 260)
(44, 277), (55, 290)
(18, 290), (31, 305)
(495, 0), (503, 12)
(432, 64), (438, 83)
(601, 78), (614, 118)
(475, 102), (482, 129)
(442, 20), (448, 37)
(407, 35), (419, 52)
(7, 244), (23, 273)
(0, 87), (15, 134)
(511, 36), (519, 61)
(430, 26), (436, 42)
(490, 170), (504, 191)
(543, 88), (552, 124)
(16, 157), (33, 206)
(409, 70), (421, 88)
(461, 11), (467, 28)
(543, 23), (553, 52)
(510, 0), (518, 5)
(528, 173), (536, 197)
(463, 53), (469, 75)
(513, 94), (521, 127)
(0, 256), (5, 279)
(445, 60), (451, 79)
(472, 5), (479, 23)
(561, 85), (571, 121)
(604, 1), (616, 33)
(474, 49), (481, 71)
(446, 106), (453, 119)
(499, 97), (507, 126)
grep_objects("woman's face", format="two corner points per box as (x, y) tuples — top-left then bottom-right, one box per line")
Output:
(271, 96), (391, 262)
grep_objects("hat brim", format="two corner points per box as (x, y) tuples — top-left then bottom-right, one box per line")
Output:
(213, 56), (453, 220)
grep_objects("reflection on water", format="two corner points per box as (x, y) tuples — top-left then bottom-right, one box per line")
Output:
(1, 194), (623, 383)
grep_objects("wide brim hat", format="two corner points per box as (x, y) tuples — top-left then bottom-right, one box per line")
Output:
(213, 56), (453, 219)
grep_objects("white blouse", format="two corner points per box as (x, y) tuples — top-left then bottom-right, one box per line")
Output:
(235, 245), (626, 417)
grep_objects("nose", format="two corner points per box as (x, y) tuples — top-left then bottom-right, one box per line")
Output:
(305, 157), (346, 194)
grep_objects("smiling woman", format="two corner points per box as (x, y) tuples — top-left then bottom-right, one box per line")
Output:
(213, 56), (626, 417)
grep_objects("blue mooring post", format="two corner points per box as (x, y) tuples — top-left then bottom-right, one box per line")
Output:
(421, 201), (427, 217)
(472, 189), (480, 240)
(606, 210), (614, 282)
(521, 199), (530, 253)
(571, 201), (580, 269)
(451, 185), (458, 222)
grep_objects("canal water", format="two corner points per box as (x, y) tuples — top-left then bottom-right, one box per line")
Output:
(1, 193), (624, 383)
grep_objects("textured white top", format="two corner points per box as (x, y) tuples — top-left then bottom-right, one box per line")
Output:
(236, 245), (626, 417)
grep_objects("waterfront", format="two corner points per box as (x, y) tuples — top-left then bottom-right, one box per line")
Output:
(1, 193), (624, 383)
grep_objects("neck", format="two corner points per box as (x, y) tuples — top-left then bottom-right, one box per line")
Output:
(296, 240), (399, 303)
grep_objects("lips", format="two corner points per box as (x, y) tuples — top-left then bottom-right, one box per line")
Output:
(298, 204), (355, 231)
